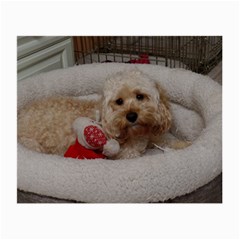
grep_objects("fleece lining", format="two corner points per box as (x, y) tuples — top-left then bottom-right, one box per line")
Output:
(17, 63), (222, 203)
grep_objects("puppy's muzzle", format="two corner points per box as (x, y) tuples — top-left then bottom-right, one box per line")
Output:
(126, 112), (138, 123)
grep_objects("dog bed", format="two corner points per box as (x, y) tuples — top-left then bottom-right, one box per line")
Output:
(17, 63), (222, 203)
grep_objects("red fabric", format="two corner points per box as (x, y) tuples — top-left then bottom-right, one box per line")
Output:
(128, 54), (150, 64)
(102, 54), (150, 64)
(64, 138), (106, 160)
(84, 125), (107, 148)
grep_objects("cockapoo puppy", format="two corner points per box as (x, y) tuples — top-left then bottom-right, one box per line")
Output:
(18, 69), (190, 159)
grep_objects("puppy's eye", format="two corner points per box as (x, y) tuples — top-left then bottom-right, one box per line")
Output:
(136, 94), (144, 101)
(116, 98), (124, 105)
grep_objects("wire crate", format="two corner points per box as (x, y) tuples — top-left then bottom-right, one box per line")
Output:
(73, 36), (222, 74)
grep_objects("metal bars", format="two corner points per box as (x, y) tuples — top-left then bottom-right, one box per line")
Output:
(73, 36), (222, 74)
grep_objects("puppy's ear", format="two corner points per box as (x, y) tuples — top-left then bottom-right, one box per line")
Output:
(101, 98), (122, 140)
(152, 83), (172, 135)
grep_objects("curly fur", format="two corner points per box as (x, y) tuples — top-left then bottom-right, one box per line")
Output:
(17, 69), (189, 159)
(18, 97), (102, 155)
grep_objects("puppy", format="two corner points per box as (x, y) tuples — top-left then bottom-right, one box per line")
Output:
(102, 70), (176, 159)
(17, 69), (190, 159)
(17, 97), (102, 155)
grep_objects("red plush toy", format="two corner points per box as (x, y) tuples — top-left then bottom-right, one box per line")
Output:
(102, 54), (150, 64)
(127, 54), (150, 64)
(64, 117), (120, 160)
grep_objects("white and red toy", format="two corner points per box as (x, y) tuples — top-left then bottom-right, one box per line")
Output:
(64, 117), (120, 160)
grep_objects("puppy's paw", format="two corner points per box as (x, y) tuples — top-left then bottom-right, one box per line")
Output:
(170, 140), (192, 149)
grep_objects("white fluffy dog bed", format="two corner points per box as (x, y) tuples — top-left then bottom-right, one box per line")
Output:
(17, 63), (222, 203)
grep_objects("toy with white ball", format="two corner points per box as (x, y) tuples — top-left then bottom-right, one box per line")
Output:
(64, 117), (120, 160)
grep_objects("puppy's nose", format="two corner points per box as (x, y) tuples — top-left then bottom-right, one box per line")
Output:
(126, 112), (138, 123)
